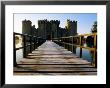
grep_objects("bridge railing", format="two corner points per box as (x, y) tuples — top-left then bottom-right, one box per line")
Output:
(13, 32), (45, 67)
(53, 33), (97, 67)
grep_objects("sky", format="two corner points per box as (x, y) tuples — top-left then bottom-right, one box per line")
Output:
(14, 13), (97, 34)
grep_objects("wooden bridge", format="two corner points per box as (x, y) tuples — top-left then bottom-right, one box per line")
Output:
(14, 32), (97, 75)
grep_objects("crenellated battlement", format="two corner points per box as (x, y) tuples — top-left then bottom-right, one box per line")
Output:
(22, 19), (32, 24)
(38, 19), (48, 24)
(67, 19), (77, 23)
(50, 20), (60, 24)
(38, 20), (60, 25)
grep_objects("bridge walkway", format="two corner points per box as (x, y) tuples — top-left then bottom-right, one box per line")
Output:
(14, 41), (97, 75)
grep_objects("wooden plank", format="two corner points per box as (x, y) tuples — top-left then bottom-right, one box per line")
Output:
(14, 72), (97, 75)
(14, 65), (97, 72)
(17, 64), (93, 67)
(14, 70), (97, 73)
(14, 41), (97, 75)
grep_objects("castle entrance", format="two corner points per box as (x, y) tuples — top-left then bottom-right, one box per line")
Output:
(47, 35), (51, 40)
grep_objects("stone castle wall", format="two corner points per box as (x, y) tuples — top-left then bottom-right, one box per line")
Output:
(22, 19), (77, 40)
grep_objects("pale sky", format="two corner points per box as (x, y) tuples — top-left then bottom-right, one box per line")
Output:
(14, 13), (97, 34)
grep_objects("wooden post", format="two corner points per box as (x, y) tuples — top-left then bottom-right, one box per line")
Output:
(80, 47), (82, 58)
(71, 37), (73, 52)
(92, 35), (97, 67)
(92, 49), (97, 67)
(62, 38), (63, 47)
(30, 35), (32, 53)
(70, 37), (72, 52)
(34, 36), (36, 50)
(66, 39), (67, 49)
(35, 37), (37, 49)
(13, 33), (17, 67)
(68, 38), (70, 51)
(58, 39), (59, 45)
(23, 35), (26, 58)
(80, 36), (82, 58)
(68, 44), (69, 50)
(94, 35), (97, 48)
(36, 37), (38, 48)
(60, 38), (62, 46)
(72, 37), (75, 53)
(64, 38), (65, 48)
(73, 37), (77, 54)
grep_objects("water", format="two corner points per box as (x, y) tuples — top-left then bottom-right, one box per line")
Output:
(16, 43), (94, 63)
(75, 43), (94, 62)
(16, 49), (23, 61)
(76, 47), (93, 62)
(16, 41), (23, 61)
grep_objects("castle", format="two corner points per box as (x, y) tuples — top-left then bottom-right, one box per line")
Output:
(22, 19), (77, 40)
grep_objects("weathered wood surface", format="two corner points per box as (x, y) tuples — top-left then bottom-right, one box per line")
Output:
(14, 41), (97, 75)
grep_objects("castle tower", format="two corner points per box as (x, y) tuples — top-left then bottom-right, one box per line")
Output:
(38, 19), (48, 39)
(37, 20), (60, 40)
(46, 20), (51, 40)
(22, 19), (32, 35)
(66, 19), (77, 36)
(50, 20), (60, 38)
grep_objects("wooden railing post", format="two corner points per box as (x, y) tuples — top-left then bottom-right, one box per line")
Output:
(65, 38), (66, 48)
(72, 37), (74, 53)
(71, 37), (73, 52)
(23, 34), (26, 58)
(67, 38), (69, 50)
(61, 38), (63, 47)
(80, 36), (82, 58)
(92, 34), (97, 67)
(36, 37), (38, 48)
(58, 38), (60, 45)
(53, 33), (97, 67)
(70, 37), (72, 52)
(13, 33), (17, 67)
(94, 34), (96, 47)
(64, 38), (65, 48)
(30, 35), (32, 53)
(34, 36), (36, 50)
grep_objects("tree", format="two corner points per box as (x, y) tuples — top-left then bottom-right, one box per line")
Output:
(91, 21), (97, 33)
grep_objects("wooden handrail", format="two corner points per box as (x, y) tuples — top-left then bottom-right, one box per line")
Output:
(13, 32), (45, 67)
(53, 33), (97, 68)
(53, 33), (97, 39)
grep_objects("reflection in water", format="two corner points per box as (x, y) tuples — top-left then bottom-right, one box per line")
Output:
(15, 36), (22, 48)
(76, 47), (93, 62)
(83, 42), (94, 48)
(86, 42), (94, 48)
(15, 39), (95, 63)
(15, 36), (23, 61)
(75, 42), (94, 62)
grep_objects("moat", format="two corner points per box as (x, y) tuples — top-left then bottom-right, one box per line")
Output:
(16, 42), (94, 62)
